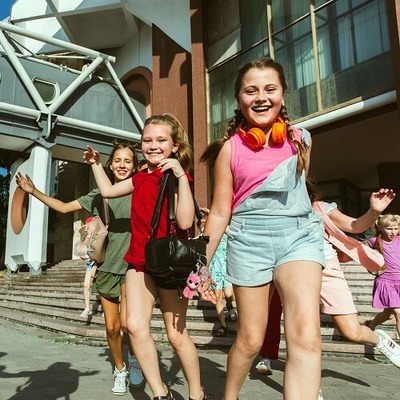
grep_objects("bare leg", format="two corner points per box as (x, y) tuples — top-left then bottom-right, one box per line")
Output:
(224, 284), (271, 400)
(393, 308), (400, 337)
(332, 314), (379, 346)
(119, 283), (134, 355)
(224, 286), (234, 307)
(100, 295), (124, 370)
(214, 289), (227, 329)
(368, 308), (393, 330)
(125, 269), (167, 397)
(224, 286), (236, 320)
(274, 261), (322, 400)
(83, 269), (93, 310)
(159, 288), (203, 399)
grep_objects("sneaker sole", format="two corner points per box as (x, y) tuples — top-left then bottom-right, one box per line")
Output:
(256, 366), (273, 376)
(129, 377), (145, 387)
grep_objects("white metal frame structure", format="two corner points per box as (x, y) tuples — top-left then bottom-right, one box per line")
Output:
(1, 20), (144, 275)
(0, 21), (143, 151)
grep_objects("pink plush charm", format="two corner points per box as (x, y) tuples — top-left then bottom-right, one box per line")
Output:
(183, 271), (202, 299)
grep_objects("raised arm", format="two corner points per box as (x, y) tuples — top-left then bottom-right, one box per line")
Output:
(16, 172), (82, 213)
(329, 188), (395, 234)
(83, 145), (133, 198)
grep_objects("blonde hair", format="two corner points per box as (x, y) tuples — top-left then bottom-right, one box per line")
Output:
(372, 214), (400, 253)
(143, 113), (193, 171)
(200, 57), (307, 173)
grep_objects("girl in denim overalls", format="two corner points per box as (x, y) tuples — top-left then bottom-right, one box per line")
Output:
(200, 58), (325, 400)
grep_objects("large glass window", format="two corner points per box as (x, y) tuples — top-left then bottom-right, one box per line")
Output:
(207, 0), (394, 139)
(271, 0), (310, 33)
(274, 15), (317, 120)
(240, 0), (267, 49)
(316, 0), (392, 108)
(208, 43), (269, 141)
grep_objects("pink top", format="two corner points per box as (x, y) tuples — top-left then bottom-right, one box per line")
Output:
(230, 129), (302, 211)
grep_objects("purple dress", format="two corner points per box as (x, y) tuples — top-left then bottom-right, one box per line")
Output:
(368, 236), (400, 308)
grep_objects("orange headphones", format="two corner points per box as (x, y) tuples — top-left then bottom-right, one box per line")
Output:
(239, 117), (287, 149)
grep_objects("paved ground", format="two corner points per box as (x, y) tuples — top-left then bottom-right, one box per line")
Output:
(0, 319), (398, 400)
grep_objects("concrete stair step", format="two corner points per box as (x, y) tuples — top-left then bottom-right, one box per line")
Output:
(0, 259), (395, 360)
(0, 294), (95, 309)
(0, 281), (84, 288)
(0, 289), (96, 299)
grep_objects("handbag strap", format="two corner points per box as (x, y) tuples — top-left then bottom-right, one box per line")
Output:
(149, 172), (170, 239)
(149, 170), (203, 239)
(167, 172), (204, 233)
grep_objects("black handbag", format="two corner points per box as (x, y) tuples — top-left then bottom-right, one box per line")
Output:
(145, 171), (209, 293)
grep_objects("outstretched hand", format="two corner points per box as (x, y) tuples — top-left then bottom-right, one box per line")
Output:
(15, 172), (35, 194)
(370, 189), (396, 214)
(83, 145), (100, 165)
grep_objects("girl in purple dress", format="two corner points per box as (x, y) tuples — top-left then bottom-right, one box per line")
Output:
(368, 214), (400, 338)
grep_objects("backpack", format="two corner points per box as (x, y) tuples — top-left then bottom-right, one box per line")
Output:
(75, 199), (109, 263)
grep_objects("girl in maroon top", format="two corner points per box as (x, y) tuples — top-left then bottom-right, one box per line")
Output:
(83, 113), (205, 400)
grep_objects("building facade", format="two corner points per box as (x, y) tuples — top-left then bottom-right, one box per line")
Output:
(204, 0), (400, 216)
(1, 0), (400, 268)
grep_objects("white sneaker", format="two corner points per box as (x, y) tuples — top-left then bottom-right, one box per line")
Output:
(318, 388), (324, 400)
(374, 329), (400, 368)
(80, 308), (92, 318)
(255, 358), (272, 375)
(112, 363), (128, 395)
(128, 354), (144, 387)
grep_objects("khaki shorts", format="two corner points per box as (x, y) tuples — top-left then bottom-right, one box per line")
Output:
(94, 270), (126, 299)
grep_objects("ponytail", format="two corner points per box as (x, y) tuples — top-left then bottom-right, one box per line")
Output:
(280, 106), (307, 175)
(200, 109), (244, 167)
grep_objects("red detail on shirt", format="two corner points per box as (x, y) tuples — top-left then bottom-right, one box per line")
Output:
(123, 168), (192, 272)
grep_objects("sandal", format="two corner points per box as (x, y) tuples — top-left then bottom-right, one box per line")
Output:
(212, 325), (227, 337)
(226, 304), (237, 321)
(153, 383), (175, 400)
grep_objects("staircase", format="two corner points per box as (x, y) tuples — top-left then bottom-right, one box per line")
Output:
(0, 260), (396, 359)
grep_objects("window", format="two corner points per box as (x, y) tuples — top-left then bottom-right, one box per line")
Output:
(207, 0), (394, 137)
(32, 77), (59, 104)
(316, 0), (392, 108)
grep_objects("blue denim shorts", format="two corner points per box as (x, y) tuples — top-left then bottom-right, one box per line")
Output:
(225, 213), (325, 286)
